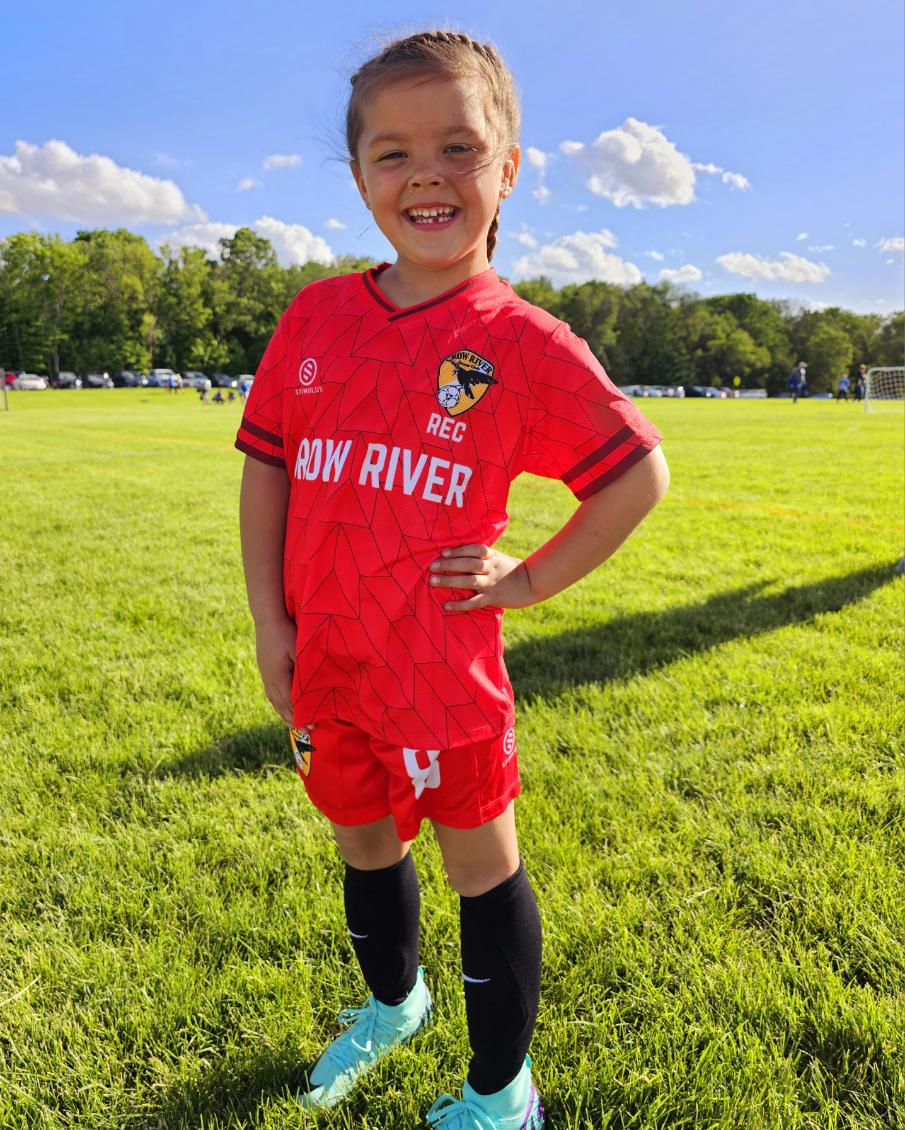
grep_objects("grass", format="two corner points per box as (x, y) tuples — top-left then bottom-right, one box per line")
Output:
(0, 389), (903, 1129)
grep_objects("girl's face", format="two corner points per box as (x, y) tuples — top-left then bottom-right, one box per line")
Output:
(352, 75), (519, 289)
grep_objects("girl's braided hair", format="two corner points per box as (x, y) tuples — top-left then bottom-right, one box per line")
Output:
(346, 30), (520, 262)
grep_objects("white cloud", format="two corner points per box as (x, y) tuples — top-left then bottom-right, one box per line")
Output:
(691, 161), (750, 190)
(716, 250), (830, 283)
(796, 232), (809, 241)
(659, 264), (702, 284)
(513, 229), (642, 287)
(525, 147), (547, 171)
(161, 222), (238, 257)
(561, 119), (697, 208)
(325, 217), (347, 230)
(237, 178), (261, 191)
(263, 153), (302, 171)
(645, 250), (665, 261)
(162, 216), (333, 266)
(249, 216), (333, 265)
(878, 236), (904, 253)
(0, 139), (206, 224)
(853, 238), (867, 247)
(515, 231), (537, 247)
(532, 184), (551, 205)
(807, 244), (834, 252)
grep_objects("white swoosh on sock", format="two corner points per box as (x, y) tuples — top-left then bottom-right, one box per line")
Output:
(462, 973), (491, 984)
(348, 930), (369, 939)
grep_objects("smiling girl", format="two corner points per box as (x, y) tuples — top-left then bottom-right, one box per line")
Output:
(237, 30), (668, 1128)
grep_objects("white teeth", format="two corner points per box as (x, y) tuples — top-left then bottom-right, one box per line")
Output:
(408, 206), (456, 223)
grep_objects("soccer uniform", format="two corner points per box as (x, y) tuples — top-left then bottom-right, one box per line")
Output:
(237, 264), (661, 837)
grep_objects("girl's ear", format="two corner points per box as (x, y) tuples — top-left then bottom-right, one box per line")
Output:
(351, 161), (371, 210)
(500, 145), (521, 198)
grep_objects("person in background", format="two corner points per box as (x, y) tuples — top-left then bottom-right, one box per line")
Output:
(836, 372), (850, 401)
(854, 363), (867, 401)
(787, 361), (807, 403)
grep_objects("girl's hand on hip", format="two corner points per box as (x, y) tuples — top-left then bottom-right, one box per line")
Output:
(254, 614), (297, 725)
(429, 544), (538, 612)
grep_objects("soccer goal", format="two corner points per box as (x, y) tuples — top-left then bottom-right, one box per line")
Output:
(864, 366), (905, 412)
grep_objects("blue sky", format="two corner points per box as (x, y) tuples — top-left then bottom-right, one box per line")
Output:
(4, 0), (903, 314)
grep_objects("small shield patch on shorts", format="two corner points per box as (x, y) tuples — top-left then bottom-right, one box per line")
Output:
(290, 727), (314, 777)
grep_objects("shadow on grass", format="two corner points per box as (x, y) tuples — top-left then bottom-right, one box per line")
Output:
(159, 722), (290, 780)
(162, 563), (893, 779)
(125, 1050), (320, 1130)
(504, 562), (894, 699)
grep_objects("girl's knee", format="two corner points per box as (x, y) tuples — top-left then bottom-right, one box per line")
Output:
(332, 816), (408, 871)
(443, 856), (520, 898)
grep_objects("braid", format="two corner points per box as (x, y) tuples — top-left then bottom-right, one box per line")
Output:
(486, 208), (500, 262)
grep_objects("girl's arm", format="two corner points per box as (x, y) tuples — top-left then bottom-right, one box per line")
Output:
(239, 456), (296, 724)
(429, 445), (670, 610)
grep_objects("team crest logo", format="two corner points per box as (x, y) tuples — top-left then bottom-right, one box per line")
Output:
(289, 727), (315, 777)
(437, 350), (497, 416)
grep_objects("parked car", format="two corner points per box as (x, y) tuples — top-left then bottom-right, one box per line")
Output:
(112, 370), (146, 387)
(58, 371), (83, 389)
(182, 370), (212, 390)
(13, 373), (49, 390)
(147, 367), (183, 388)
(4, 370), (21, 387)
(211, 373), (238, 389)
(84, 371), (114, 389)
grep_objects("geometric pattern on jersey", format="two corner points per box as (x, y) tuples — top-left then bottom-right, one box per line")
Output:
(237, 265), (662, 749)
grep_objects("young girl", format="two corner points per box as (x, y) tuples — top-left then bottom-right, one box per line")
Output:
(237, 30), (668, 1128)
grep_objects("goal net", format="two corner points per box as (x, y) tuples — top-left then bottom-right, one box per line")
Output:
(864, 366), (905, 412)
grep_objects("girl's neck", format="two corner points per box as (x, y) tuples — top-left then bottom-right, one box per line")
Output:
(375, 257), (491, 309)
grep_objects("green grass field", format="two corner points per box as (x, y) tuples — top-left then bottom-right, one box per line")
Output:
(1, 390), (903, 1130)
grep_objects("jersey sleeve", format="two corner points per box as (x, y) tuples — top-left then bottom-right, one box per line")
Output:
(235, 313), (290, 469)
(517, 324), (662, 500)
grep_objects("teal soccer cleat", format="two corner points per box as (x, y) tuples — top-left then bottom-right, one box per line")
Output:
(426, 1056), (544, 1128)
(296, 967), (432, 1110)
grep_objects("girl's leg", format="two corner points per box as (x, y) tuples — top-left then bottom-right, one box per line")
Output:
(432, 803), (542, 1095)
(331, 817), (421, 1005)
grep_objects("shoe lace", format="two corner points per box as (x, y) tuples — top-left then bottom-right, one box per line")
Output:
(322, 997), (383, 1073)
(426, 1094), (495, 1129)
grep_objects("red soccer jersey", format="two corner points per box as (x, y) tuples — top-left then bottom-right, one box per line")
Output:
(236, 265), (662, 749)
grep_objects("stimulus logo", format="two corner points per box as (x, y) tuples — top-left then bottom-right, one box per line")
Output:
(296, 356), (322, 396)
(436, 350), (497, 416)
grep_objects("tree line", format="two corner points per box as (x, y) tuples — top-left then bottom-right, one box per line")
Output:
(1, 227), (902, 392)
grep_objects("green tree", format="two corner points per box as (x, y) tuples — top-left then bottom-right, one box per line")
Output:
(0, 233), (88, 374)
(157, 245), (226, 371)
(72, 229), (159, 371)
(704, 293), (793, 390)
(803, 322), (854, 391)
(612, 284), (692, 387)
(210, 228), (284, 372)
(556, 280), (622, 371)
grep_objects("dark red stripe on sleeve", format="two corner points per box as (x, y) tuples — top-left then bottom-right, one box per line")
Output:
(573, 441), (656, 500)
(240, 418), (283, 447)
(561, 425), (633, 485)
(235, 437), (287, 469)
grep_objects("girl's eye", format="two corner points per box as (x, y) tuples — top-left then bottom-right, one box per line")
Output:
(377, 151), (405, 162)
(446, 144), (474, 154)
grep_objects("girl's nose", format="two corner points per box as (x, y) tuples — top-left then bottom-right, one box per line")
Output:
(409, 167), (443, 188)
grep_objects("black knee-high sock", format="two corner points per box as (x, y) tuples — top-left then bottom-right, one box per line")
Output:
(343, 853), (420, 1006)
(459, 861), (542, 1095)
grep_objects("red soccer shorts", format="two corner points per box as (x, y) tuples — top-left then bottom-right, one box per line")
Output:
(288, 717), (521, 841)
